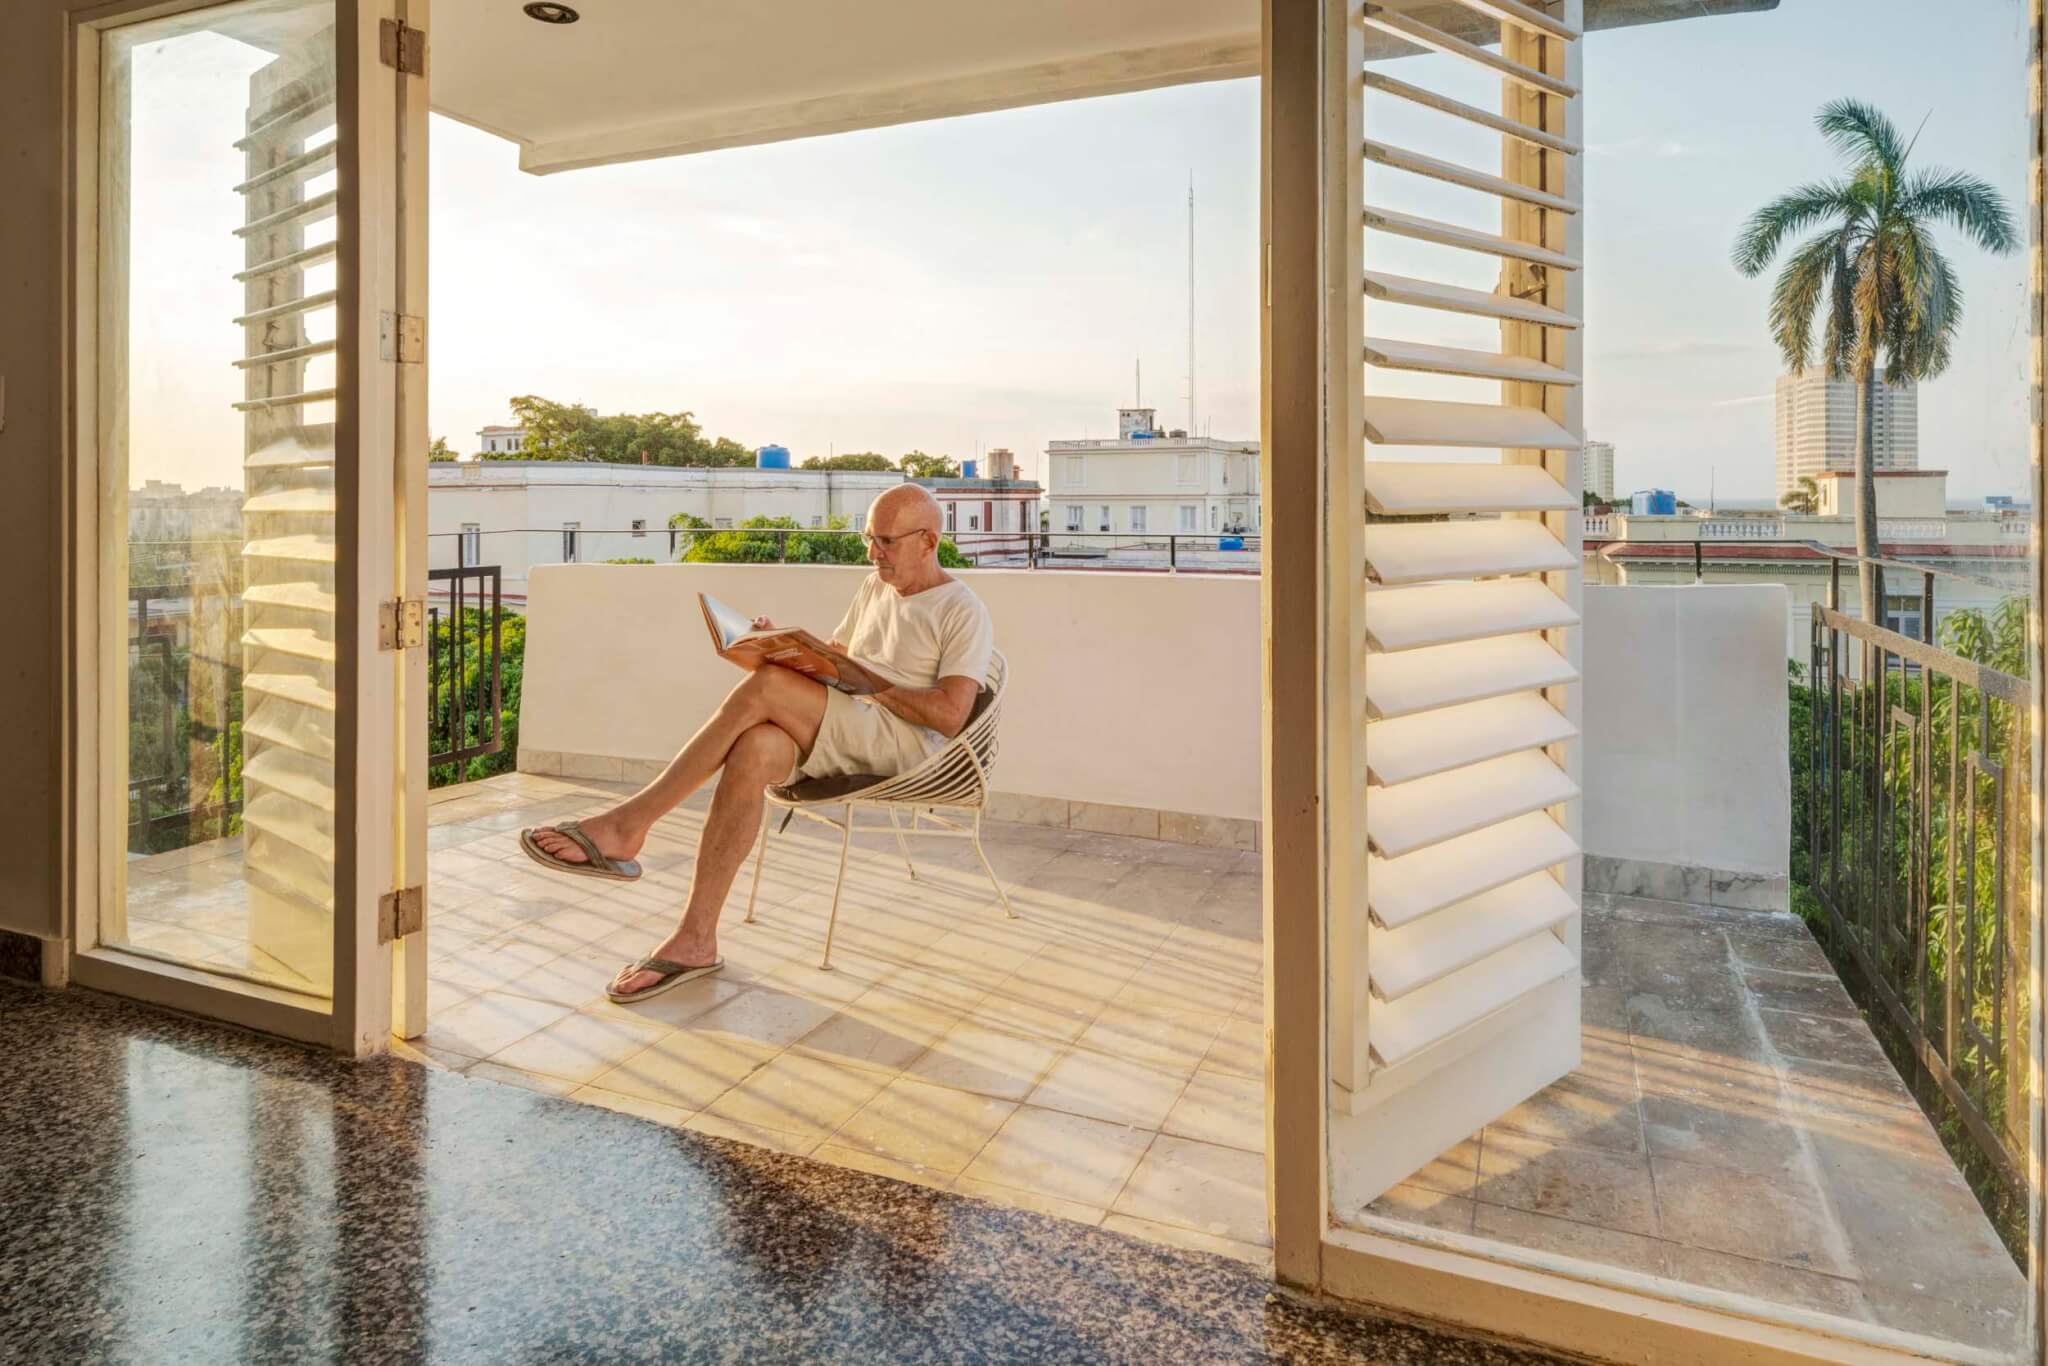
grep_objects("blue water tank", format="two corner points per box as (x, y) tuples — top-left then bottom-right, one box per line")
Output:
(962, 459), (978, 480)
(756, 444), (791, 469)
(1631, 488), (1676, 516)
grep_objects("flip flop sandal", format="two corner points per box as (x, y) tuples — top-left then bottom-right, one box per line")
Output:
(607, 956), (724, 1004)
(519, 820), (643, 882)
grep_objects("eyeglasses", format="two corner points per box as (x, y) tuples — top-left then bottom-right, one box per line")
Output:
(861, 528), (931, 551)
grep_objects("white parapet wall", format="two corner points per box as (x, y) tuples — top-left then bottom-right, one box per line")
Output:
(516, 563), (1265, 846)
(1580, 584), (1792, 909)
(516, 566), (1793, 881)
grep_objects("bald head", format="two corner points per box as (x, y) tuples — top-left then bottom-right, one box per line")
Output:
(869, 483), (942, 536)
(865, 483), (947, 588)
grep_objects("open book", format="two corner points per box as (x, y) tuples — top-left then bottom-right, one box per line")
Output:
(697, 592), (891, 696)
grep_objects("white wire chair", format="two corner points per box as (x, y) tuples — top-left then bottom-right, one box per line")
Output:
(742, 650), (1013, 969)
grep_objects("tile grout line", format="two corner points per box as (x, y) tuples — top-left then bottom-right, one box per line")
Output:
(1721, 929), (1871, 1315)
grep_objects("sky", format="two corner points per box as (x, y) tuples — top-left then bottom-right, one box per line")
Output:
(129, 0), (2035, 503)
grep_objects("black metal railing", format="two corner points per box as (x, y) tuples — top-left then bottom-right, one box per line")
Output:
(428, 565), (504, 768)
(127, 579), (241, 853)
(1806, 557), (2031, 1197)
(432, 527), (1263, 574)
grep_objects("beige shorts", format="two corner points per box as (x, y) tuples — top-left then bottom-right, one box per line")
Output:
(790, 688), (943, 783)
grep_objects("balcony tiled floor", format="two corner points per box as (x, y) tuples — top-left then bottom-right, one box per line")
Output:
(1365, 893), (2028, 1358)
(123, 772), (2029, 1354)
(407, 771), (1269, 1265)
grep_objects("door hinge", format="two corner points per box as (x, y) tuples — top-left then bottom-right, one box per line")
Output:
(379, 885), (425, 942)
(378, 598), (425, 650)
(379, 310), (426, 364)
(379, 18), (426, 76)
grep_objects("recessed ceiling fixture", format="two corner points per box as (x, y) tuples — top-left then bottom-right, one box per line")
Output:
(523, 2), (579, 23)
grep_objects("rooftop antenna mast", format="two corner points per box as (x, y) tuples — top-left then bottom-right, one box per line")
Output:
(1187, 172), (1196, 437)
(1135, 357), (1141, 409)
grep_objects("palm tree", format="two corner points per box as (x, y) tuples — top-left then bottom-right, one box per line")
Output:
(1778, 474), (1821, 516)
(1733, 100), (2016, 624)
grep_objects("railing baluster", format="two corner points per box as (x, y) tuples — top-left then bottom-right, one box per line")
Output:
(1806, 599), (2026, 1197)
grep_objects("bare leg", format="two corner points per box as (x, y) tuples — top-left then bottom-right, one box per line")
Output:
(529, 666), (827, 867)
(611, 722), (796, 996)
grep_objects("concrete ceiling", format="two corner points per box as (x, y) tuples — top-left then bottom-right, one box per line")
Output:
(428, 0), (1778, 176)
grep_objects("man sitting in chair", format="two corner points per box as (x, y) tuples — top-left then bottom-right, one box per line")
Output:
(520, 484), (995, 1003)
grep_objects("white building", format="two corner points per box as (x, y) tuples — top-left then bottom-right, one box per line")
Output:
(429, 461), (906, 603)
(1582, 439), (1614, 502)
(1774, 366), (1918, 497)
(476, 424), (528, 456)
(1586, 469), (2027, 659)
(1044, 408), (1260, 551)
(916, 449), (1040, 563)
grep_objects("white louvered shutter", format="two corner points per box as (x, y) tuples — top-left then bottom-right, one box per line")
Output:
(237, 37), (342, 991)
(1327, 0), (1585, 1212)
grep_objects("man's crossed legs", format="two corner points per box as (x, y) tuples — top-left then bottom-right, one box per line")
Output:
(526, 665), (829, 998)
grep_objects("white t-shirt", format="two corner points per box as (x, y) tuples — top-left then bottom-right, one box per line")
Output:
(832, 573), (995, 691)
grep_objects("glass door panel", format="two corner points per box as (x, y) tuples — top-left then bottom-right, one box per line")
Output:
(100, 0), (341, 1000)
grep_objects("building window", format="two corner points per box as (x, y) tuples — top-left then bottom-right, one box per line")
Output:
(714, 517), (734, 529)
(946, 503), (957, 533)
(1097, 505), (1111, 532)
(1065, 505), (1083, 532)
(1178, 505), (1197, 532)
(854, 512), (866, 532)
(460, 523), (480, 567)
(810, 516), (822, 528)
(1209, 505), (1220, 531)
(631, 518), (647, 538)
(1884, 594), (1925, 641)
(562, 522), (581, 563)
(968, 513), (981, 531)
(1129, 506), (1148, 533)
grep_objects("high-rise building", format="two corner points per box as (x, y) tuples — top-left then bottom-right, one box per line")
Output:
(1582, 440), (1614, 501)
(1774, 367), (1918, 496)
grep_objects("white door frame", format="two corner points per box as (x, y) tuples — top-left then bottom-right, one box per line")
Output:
(1260, 2), (2048, 1362)
(63, 0), (421, 1057)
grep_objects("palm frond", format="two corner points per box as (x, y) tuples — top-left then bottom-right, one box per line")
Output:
(1899, 169), (2020, 255)
(1731, 179), (1863, 275)
(1818, 229), (1860, 376)
(1817, 98), (1908, 177)
(1769, 229), (1846, 374)
(1886, 222), (1962, 382)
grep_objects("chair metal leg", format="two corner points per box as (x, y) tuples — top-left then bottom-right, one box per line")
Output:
(886, 806), (917, 881)
(971, 809), (1016, 919)
(743, 805), (772, 924)
(820, 803), (855, 969)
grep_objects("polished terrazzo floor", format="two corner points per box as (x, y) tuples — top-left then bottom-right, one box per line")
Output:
(0, 979), (1565, 1365)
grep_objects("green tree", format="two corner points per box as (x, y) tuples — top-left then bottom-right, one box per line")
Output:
(428, 610), (526, 788)
(899, 450), (961, 480)
(667, 512), (711, 559)
(1779, 474), (1821, 515)
(801, 452), (895, 471)
(1734, 100), (2017, 622)
(502, 395), (757, 467)
(428, 435), (456, 462)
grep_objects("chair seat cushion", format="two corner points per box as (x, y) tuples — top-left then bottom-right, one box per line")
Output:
(769, 687), (997, 806)
(771, 772), (892, 803)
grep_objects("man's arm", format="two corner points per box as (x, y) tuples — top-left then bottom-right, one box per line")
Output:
(871, 675), (979, 739)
